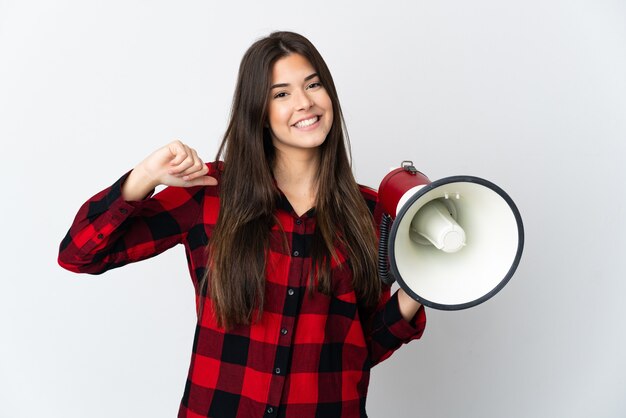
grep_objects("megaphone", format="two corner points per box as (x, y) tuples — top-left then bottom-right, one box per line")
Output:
(377, 161), (524, 310)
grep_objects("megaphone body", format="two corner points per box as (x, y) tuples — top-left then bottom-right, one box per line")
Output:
(377, 162), (524, 310)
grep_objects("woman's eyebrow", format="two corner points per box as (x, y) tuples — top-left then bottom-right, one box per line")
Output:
(270, 73), (319, 90)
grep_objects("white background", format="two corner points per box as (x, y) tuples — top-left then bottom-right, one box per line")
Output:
(1, 1), (625, 417)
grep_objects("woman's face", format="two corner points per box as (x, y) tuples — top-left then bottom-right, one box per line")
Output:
(266, 53), (333, 156)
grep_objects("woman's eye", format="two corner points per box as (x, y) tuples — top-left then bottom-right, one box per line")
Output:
(307, 82), (322, 89)
(273, 92), (288, 99)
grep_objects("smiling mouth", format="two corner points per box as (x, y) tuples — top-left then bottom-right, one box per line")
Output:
(293, 116), (319, 128)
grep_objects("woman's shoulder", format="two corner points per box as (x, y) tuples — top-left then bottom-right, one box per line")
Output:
(357, 184), (378, 200)
(357, 184), (378, 217)
(206, 160), (225, 179)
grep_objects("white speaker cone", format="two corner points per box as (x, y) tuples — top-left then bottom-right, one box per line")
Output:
(389, 177), (524, 309)
(410, 199), (466, 253)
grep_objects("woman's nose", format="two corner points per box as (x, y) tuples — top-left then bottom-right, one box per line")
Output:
(294, 89), (314, 111)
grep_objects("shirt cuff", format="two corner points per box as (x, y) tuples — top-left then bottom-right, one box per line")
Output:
(96, 170), (155, 216)
(383, 290), (427, 342)
(112, 170), (155, 204)
(74, 171), (154, 254)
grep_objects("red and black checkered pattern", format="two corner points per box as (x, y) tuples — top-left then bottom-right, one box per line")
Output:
(58, 162), (426, 418)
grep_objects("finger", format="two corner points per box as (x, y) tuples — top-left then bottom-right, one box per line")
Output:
(181, 163), (209, 182)
(167, 141), (189, 167)
(175, 146), (201, 176)
(169, 144), (196, 174)
(183, 175), (218, 188)
(179, 150), (206, 179)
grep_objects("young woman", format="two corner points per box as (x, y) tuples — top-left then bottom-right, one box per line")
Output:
(59, 31), (426, 418)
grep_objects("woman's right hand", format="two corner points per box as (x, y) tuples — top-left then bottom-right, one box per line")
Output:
(122, 140), (218, 201)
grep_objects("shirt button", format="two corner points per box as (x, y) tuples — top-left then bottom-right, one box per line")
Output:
(295, 219), (302, 225)
(266, 407), (274, 414)
(293, 250), (299, 257)
(275, 367), (281, 375)
(119, 208), (128, 214)
(288, 289), (295, 296)
(281, 328), (288, 335)
(97, 233), (104, 239)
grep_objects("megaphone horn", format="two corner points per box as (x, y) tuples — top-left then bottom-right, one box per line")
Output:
(377, 161), (524, 310)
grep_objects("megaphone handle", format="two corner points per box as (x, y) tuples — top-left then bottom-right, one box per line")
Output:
(378, 213), (397, 286)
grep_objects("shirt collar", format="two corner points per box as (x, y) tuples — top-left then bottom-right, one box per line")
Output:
(275, 189), (316, 219)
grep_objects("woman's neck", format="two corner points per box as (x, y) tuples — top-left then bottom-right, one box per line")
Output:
(273, 150), (320, 216)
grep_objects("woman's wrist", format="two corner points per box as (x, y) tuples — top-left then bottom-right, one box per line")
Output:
(121, 164), (159, 201)
(397, 288), (422, 322)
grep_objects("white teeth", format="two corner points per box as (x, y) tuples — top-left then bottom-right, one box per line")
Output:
(294, 116), (318, 128)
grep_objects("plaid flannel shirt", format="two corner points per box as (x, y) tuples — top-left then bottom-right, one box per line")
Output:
(58, 162), (426, 418)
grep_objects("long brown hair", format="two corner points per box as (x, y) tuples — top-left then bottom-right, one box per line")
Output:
(202, 31), (380, 329)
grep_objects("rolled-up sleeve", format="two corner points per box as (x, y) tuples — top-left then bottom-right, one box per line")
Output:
(367, 289), (426, 366)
